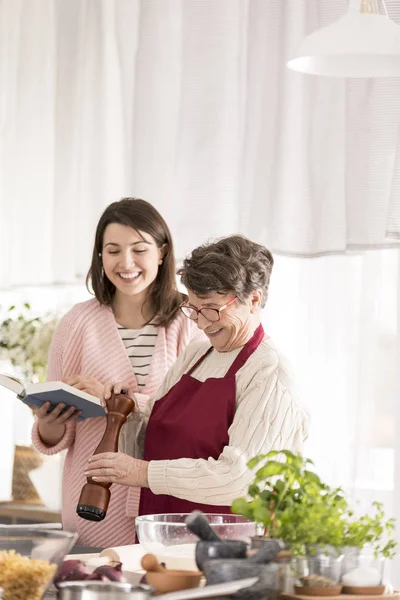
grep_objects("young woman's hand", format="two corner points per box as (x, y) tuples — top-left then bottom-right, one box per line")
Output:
(33, 401), (81, 425)
(64, 374), (104, 399)
(34, 402), (81, 446)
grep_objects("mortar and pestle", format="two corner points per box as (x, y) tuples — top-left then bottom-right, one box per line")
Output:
(202, 554), (280, 600)
(185, 512), (283, 600)
(186, 511), (248, 571)
(201, 539), (283, 586)
(76, 391), (135, 522)
(186, 511), (283, 572)
(140, 553), (202, 595)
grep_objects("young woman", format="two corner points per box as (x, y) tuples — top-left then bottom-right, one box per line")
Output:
(32, 198), (202, 547)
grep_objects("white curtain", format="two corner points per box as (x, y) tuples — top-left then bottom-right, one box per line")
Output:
(267, 251), (398, 491)
(267, 250), (400, 584)
(2, 0), (400, 290)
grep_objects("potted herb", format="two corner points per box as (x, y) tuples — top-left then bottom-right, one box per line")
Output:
(232, 450), (347, 552)
(232, 450), (348, 595)
(232, 451), (398, 596)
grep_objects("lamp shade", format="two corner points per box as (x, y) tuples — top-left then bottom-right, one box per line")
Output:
(287, 11), (400, 77)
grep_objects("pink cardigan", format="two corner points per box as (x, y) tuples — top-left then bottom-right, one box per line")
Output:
(32, 298), (201, 547)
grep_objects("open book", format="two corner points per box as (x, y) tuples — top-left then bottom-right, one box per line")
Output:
(0, 373), (106, 422)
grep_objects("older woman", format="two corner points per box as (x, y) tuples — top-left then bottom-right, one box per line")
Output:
(85, 235), (309, 515)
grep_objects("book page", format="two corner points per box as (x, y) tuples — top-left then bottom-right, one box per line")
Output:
(0, 373), (24, 395)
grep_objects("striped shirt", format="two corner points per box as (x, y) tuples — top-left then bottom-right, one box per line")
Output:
(117, 322), (158, 388)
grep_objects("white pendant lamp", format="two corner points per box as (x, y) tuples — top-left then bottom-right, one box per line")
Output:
(287, 0), (400, 77)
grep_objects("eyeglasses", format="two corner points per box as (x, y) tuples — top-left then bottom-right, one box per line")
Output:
(180, 296), (238, 322)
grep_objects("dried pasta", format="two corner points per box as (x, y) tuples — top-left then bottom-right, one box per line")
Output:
(0, 549), (56, 600)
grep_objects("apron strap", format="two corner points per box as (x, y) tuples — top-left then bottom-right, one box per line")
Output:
(186, 324), (265, 378)
(225, 323), (265, 377)
(187, 346), (214, 376)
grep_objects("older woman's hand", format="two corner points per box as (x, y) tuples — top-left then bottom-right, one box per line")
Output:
(84, 452), (149, 488)
(102, 381), (136, 409)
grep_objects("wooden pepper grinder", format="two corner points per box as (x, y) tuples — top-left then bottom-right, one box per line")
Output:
(76, 391), (134, 522)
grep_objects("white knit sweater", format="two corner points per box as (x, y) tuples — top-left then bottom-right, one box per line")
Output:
(122, 334), (310, 506)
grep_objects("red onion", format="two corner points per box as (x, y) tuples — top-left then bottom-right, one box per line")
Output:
(54, 559), (127, 587)
(89, 562), (125, 582)
(54, 560), (90, 586)
(85, 573), (111, 581)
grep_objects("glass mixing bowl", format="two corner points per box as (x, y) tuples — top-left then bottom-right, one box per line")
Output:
(135, 514), (256, 571)
(0, 526), (78, 600)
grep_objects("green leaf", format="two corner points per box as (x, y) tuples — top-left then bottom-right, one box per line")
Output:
(274, 479), (285, 493)
(265, 450), (282, 459)
(303, 470), (321, 485)
(255, 460), (287, 479)
(252, 505), (272, 526)
(248, 455), (268, 469)
(278, 450), (297, 460)
(248, 483), (260, 498)
(260, 490), (275, 502)
(231, 498), (252, 518)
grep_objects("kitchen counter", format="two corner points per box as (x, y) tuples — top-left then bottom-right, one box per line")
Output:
(0, 501), (61, 525)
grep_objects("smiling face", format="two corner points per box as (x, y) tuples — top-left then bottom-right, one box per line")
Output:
(186, 289), (262, 352)
(102, 223), (164, 302)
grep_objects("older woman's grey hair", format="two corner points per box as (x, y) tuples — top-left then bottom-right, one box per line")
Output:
(178, 235), (274, 308)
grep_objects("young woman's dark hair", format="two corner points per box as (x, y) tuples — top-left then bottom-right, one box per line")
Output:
(86, 197), (184, 327)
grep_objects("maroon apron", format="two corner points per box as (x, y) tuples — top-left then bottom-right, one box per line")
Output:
(138, 324), (265, 516)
